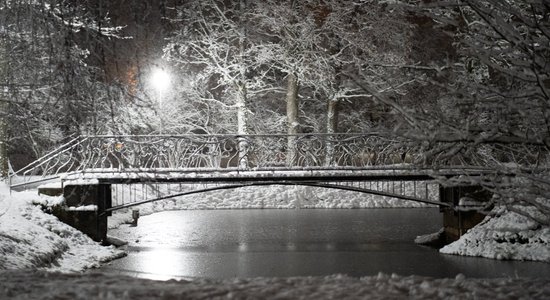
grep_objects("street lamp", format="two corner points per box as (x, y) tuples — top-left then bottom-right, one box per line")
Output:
(151, 68), (171, 92)
(150, 68), (171, 133)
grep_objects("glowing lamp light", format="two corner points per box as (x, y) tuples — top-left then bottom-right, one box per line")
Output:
(151, 68), (171, 91)
(151, 68), (170, 134)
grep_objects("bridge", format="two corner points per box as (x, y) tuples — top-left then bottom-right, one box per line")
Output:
(9, 133), (497, 242)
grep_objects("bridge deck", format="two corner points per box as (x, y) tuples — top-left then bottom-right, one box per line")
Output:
(60, 167), (493, 185)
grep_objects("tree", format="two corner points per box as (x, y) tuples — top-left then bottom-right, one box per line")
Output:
(0, 28), (7, 178)
(166, 0), (285, 166)
(166, 0), (255, 135)
(262, 1), (415, 164)
(405, 0), (550, 224)
(249, 0), (332, 164)
(0, 0), (122, 172)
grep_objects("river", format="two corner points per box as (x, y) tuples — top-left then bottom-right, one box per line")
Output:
(101, 208), (550, 280)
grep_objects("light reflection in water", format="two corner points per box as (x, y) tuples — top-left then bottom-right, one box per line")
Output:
(238, 243), (248, 252)
(286, 243), (297, 251)
(134, 249), (193, 281)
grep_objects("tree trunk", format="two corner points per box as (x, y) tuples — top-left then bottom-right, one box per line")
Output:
(234, 82), (250, 168)
(0, 103), (7, 179)
(0, 38), (8, 178)
(236, 84), (248, 135)
(326, 98), (339, 134)
(286, 73), (299, 166)
(237, 0), (249, 168)
(325, 98), (339, 166)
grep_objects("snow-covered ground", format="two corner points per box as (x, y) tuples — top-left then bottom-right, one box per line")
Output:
(441, 207), (550, 262)
(2, 270), (550, 299)
(1, 181), (550, 298)
(0, 184), (125, 272)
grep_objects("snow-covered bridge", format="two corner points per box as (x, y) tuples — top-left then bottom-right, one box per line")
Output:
(9, 134), (495, 242)
(12, 133), (422, 175)
(10, 133), (494, 185)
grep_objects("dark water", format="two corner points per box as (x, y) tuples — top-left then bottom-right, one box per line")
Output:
(101, 209), (550, 280)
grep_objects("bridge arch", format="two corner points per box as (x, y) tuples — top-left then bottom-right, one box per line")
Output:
(102, 181), (449, 215)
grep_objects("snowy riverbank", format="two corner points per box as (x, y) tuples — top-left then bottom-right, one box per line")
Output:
(440, 207), (550, 262)
(0, 184), (125, 271)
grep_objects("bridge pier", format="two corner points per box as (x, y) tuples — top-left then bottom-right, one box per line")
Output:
(439, 185), (491, 242)
(52, 184), (111, 242)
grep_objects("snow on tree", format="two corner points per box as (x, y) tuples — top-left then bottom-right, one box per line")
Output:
(165, 0), (294, 166)
(0, 1), (123, 172)
(243, 1), (416, 165)
(0, 28), (7, 178)
(248, 0), (334, 164)
(165, 0), (262, 136)
(402, 0), (550, 224)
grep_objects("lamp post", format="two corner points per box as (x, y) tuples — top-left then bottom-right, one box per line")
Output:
(150, 68), (171, 133)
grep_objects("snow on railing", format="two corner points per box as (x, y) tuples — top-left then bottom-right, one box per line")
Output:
(75, 133), (417, 170)
(8, 136), (88, 189)
(9, 133), (416, 188)
(12, 132), (537, 190)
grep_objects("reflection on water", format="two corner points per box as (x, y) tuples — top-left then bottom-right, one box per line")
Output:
(102, 209), (550, 280)
(133, 248), (194, 281)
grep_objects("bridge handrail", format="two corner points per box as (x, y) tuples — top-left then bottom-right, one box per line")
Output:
(9, 136), (88, 187)
(10, 132), (536, 190)
(80, 133), (390, 139)
(11, 136), (87, 175)
(9, 133), (410, 188)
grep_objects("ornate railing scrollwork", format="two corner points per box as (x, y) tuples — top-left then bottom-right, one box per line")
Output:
(8, 133), (454, 188)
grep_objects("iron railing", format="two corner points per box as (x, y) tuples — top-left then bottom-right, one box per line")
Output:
(13, 132), (541, 189)
(10, 133), (420, 187)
